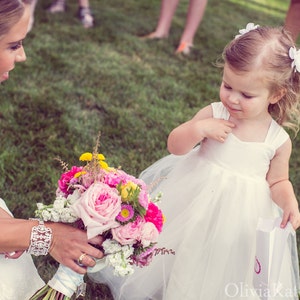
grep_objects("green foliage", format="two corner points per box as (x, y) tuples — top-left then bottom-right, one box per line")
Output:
(1, 0), (297, 298)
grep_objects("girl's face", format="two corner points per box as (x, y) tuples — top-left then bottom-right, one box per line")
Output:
(0, 5), (30, 82)
(220, 63), (276, 121)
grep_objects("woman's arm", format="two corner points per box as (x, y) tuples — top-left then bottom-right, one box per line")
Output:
(0, 215), (104, 274)
(167, 104), (235, 155)
(267, 138), (300, 229)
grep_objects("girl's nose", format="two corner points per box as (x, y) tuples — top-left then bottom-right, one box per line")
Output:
(228, 92), (239, 104)
(16, 47), (26, 63)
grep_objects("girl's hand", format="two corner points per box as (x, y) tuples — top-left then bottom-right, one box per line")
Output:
(168, 107), (235, 155)
(281, 203), (300, 230)
(199, 118), (235, 143)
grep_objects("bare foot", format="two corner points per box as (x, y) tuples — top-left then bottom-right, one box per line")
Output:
(175, 42), (194, 55)
(139, 32), (168, 40)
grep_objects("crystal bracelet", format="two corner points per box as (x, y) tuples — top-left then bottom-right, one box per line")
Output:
(27, 219), (52, 256)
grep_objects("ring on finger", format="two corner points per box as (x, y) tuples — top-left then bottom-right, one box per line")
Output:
(77, 253), (87, 265)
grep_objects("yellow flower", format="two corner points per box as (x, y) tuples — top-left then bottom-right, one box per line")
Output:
(162, 214), (166, 223)
(98, 154), (105, 161)
(79, 152), (93, 161)
(74, 171), (87, 178)
(99, 160), (109, 170)
(120, 181), (138, 201)
(79, 152), (109, 169)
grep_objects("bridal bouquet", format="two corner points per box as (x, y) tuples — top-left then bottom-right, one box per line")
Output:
(30, 137), (164, 299)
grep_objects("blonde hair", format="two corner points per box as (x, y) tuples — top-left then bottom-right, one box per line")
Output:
(222, 26), (300, 134)
(0, 0), (32, 39)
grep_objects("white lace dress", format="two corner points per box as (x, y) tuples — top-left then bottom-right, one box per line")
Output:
(90, 102), (300, 300)
(0, 199), (45, 300)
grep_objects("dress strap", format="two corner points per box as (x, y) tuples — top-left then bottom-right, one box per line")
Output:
(211, 102), (289, 149)
(211, 102), (230, 120)
(264, 120), (289, 149)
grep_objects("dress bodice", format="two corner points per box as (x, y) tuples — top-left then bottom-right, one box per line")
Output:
(200, 102), (289, 179)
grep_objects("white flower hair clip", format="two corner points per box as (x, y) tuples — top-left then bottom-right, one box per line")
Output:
(235, 23), (260, 39)
(289, 47), (300, 73)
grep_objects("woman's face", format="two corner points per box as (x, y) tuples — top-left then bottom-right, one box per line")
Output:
(0, 4), (30, 82)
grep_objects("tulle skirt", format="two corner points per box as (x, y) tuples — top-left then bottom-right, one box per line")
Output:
(89, 150), (300, 300)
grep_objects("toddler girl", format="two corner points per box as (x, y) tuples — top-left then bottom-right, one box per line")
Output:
(91, 23), (300, 299)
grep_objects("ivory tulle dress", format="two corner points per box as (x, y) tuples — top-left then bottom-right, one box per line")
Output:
(0, 199), (45, 300)
(90, 102), (300, 300)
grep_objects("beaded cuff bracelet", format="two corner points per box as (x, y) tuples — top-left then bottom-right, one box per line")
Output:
(27, 219), (52, 256)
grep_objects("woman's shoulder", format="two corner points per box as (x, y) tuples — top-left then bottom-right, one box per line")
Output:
(0, 198), (12, 216)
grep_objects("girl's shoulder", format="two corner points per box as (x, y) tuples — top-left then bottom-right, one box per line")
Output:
(265, 119), (290, 149)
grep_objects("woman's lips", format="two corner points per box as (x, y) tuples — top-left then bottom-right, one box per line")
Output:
(1, 71), (9, 81)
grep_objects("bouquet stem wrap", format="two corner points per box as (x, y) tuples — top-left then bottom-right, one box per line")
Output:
(48, 264), (84, 297)
(29, 264), (85, 300)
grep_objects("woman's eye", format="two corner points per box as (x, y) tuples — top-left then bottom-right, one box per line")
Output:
(10, 41), (23, 51)
(224, 84), (231, 90)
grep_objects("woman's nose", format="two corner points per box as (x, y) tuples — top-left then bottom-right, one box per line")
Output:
(16, 47), (26, 63)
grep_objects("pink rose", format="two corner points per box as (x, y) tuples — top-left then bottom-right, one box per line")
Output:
(72, 182), (121, 238)
(58, 166), (83, 195)
(138, 189), (149, 209)
(112, 217), (143, 245)
(145, 202), (164, 233)
(140, 222), (159, 247)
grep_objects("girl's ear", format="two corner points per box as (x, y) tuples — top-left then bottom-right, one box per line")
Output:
(269, 88), (286, 104)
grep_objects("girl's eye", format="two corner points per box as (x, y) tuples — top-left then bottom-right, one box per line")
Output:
(10, 41), (23, 51)
(242, 93), (253, 99)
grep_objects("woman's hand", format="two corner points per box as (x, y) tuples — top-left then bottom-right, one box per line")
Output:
(48, 222), (104, 274)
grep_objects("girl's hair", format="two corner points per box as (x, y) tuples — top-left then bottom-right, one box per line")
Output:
(222, 26), (300, 133)
(0, 0), (32, 39)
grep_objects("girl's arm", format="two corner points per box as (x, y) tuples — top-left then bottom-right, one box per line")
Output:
(267, 138), (300, 229)
(167, 104), (235, 155)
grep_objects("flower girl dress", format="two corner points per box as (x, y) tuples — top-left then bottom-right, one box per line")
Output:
(0, 199), (45, 300)
(90, 102), (300, 299)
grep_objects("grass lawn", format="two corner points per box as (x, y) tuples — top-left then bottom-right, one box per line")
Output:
(1, 0), (298, 298)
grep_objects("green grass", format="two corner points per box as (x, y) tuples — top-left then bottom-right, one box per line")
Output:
(1, 0), (298, 298)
